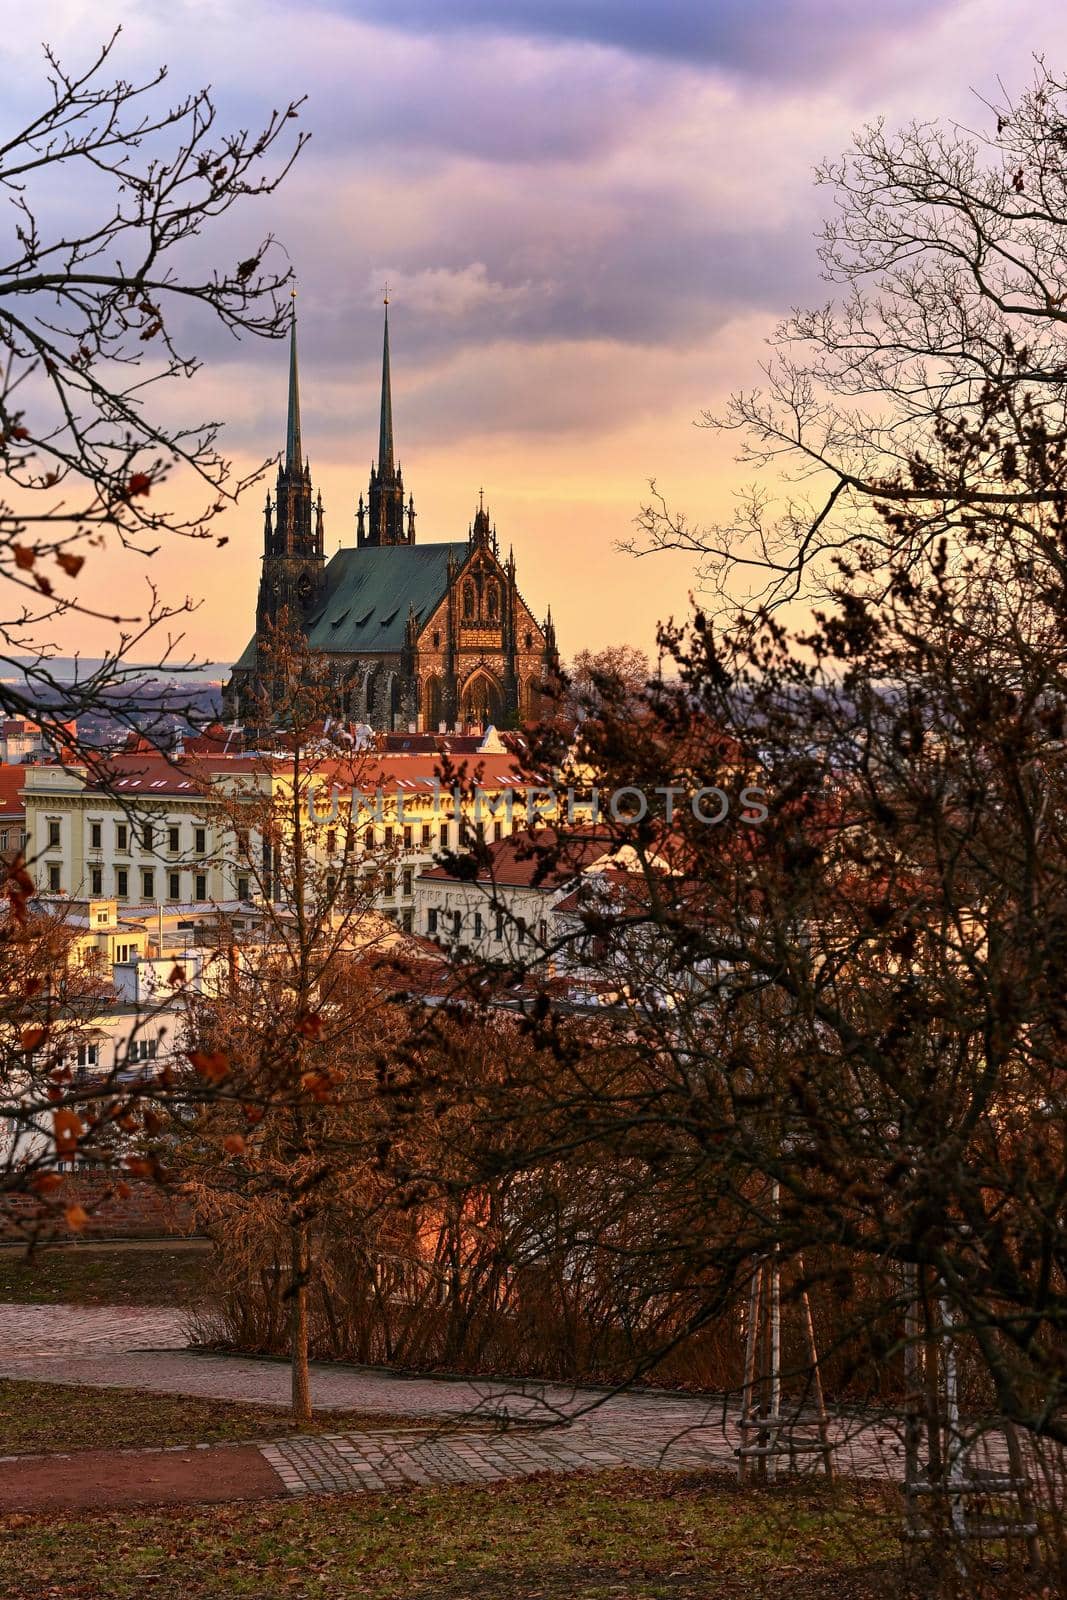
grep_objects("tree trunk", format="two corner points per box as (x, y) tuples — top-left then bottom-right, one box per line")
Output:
(290, 1217), (312, 1425)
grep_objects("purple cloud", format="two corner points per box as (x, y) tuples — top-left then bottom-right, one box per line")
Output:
(331, 0), (954, 78)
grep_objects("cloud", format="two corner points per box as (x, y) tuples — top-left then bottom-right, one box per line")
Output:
(330, 0), (956, 79)
(365, 263), (536, 319)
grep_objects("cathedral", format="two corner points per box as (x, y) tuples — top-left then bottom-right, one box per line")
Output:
(227, 303), (559, 732)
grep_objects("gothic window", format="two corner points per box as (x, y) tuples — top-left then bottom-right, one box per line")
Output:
(424, 676), (443, 730)
(298, 571), (312, 605)
(432, 630), (441, 649)
(524, 630), (533, 650)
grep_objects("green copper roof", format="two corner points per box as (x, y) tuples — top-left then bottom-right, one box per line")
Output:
(232, 541), (466, 671)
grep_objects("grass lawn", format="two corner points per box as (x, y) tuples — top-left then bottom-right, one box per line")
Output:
(0, 1469), (905, 1599)
(0, 1244), (210, 1307)
(0, 1378), (461, 1455)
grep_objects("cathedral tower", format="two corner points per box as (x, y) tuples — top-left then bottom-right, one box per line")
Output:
(256, 305), (326, 633)
(358, 298), (415, 547)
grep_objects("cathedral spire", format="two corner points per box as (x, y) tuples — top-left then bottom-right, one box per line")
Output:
(361, 291), (413, 546)
(377, 294), (394, 478)
(285, 295), (302, 474)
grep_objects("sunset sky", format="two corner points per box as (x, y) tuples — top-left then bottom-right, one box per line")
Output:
(6, 0), (1067, 669)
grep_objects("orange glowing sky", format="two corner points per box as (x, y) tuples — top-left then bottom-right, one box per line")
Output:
(6, 1), (1067, 671)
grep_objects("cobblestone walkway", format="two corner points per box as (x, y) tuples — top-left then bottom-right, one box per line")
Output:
(258, 1410), (916, 1496)
(261, 1423), (742, 1496)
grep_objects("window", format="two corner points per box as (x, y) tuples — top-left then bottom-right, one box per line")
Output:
(432, 630), (440, 648)
(345, 873), (356, 899)
(428, 908), (438, 935)
(195, 873), (207, 900)
(116, 868), (128, 898)
(236, 828), (249, 853)
(90, 867), (103, 896)
(129, 1038), (158, 1063)
(47, 863), (61, 892)
(195, 827), (207, 855)
(517, 917), (527, 944)
(401, 909), (413, 934)
(0, 829), (6, 851)
(89, 822), (102, 850)
(401, 867), (413, 897)
(496, 910), (504, 939)
(47, 819), (61, 848)
(116, 823), (128, 852)
(237, 875), (250, 900)
(326, 873), (337, 895)
(382, 868), (395, 897)
(142, 823), (154, 850)
(168, 825), (180, 854)
(383, 826), (394, 849)
(494, 820), (504, 842)
(75, 1043), (99, 1076)
(116, 942), (132, 962)
(326, 828), (336, 855)
(141, 869), (154, 899)
(474, 910), (483, 939)
(168, 872), (181, 900)
(453, 909), (462, 936)
(421, 823), (432, 847)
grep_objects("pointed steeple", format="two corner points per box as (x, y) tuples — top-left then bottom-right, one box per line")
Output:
(285, 297), (303, 474)
(377, 295), (394, 478)
(361, 291), (414, 547)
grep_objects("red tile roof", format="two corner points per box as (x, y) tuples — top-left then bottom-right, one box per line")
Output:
(0, 765), (26, 817)
(75, 748), (549, 799)
(419, 827), (617, 889)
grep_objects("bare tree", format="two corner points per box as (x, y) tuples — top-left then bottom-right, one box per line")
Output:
(632, 62), (1067, 621)
(166, 627), (410, 1422)
(0, 29), (305, 746)
(562, 645), (651, 719)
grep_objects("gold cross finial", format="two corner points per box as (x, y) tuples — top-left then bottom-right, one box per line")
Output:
(478, 486), (485, 513)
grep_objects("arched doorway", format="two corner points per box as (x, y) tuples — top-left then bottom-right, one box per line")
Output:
(461, 671), (503, 728)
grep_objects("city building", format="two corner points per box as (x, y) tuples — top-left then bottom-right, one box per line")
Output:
(0, 764), (27, 859)
(414, 828), (630, 966)
(21, 736), (564, 932)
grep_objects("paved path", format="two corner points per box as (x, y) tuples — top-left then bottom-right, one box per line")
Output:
(0, 1302), (1036, 1507)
